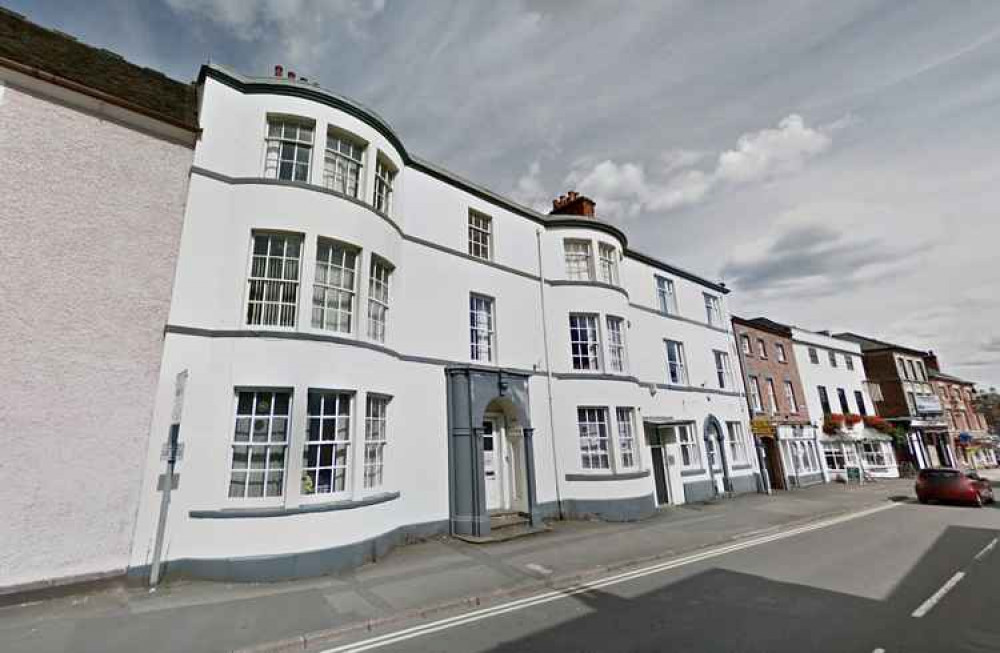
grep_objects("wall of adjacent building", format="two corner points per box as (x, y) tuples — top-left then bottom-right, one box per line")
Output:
(0, 72), (193, 590)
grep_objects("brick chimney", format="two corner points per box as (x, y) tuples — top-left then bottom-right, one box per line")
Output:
(925, 350), (940, 372)
(549, 191), (596, 218)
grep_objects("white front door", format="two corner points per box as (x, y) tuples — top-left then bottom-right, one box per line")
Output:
(483, 416), (507, 511)
(706, 430), (725, 494)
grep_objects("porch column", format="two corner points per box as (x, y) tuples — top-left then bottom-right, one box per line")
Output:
(522, 428), (542, 527)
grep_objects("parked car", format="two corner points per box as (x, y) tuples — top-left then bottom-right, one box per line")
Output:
(915, 468), (995, 506)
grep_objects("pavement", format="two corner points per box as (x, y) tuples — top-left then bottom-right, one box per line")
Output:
(0, 477), (967, 653)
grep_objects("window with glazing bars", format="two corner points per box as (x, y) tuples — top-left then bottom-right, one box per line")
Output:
(246, 233), (301, 327)
(616, 407), (637, 469)
(468, 211), (492, 260)
(677, 424), (699, 468)
(570, 314), (601, 370)
(302, 391), (351, 495)
(704, 293), (721, 326)
(312, 239), (357, 333)
(229, 391), (289, 498)
(323, 132), (364, 197)
(564, 240), (593, 280)
(598, 243), (619, 285)
(364, 395), (389, 489)
(606, 316), (627, 373)
(264, 119), (313, 181)
(727, 422), (747, 464)
(368, 256), (391, 342)
(714, 350), (733, 388)
(374, 157), (395, 214)
(469, 294), (494, 362)
(656, 276), (678, 314)
(578, 407), (610, 469)
(665, 340), (687, 384)
(784, 381), (798, 412)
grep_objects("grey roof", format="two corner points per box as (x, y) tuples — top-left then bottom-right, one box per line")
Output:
(929, 369), (974, 385)
(0, 7), (198, 129)
(834, 332), (929, 357)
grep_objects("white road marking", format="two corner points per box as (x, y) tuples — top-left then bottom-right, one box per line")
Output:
(319, 502), (899, 653)
(974, 537), (997, 560)
(525, 563), (552, 576)
(872, 648), (886, 653)
(911, 571), (965, 618)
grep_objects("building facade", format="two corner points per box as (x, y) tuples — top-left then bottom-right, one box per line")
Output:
(732, 317), (822, 489)
(0, 10), (199, 593)
(792, 329), (898, 481)
(121, 63), (759, 583)
(836, 333), (949, 470)
(925, 354), (996, 468)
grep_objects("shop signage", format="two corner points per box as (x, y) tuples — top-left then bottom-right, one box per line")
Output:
(915, 394), (942, 415)
(751, 418), (776, 437)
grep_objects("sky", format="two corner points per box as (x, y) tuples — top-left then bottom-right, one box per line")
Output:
(10, 0), (1000, 387)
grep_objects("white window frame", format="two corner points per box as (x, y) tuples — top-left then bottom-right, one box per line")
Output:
(808, 347), (819, 364)
(322, 129), (365, 197)
(861, 441), (887, 467)
(829, 350), (838, 368)
(606, 316), (628, 373)
(766, 378), (779, 414)
(845, 354), (854, 371)
(374, 155), (396, 215)
(741, 334), (752, 355)
(776, 343), (787, 363)
(264, 117), (313, 182)
(757, 338), (767, 359)
(656, 276), (678, 315)
(468, 210), (493, 261)
(616, 407), (638, 469)
(677, 423), (700, 469)
(363, 394), (390, 489)
(664, 339), (688, 385)
(228, 390), (291, 500)
(784, 380), (798, 413)
(564, 240), (594, 281)
(367, 255), (391, 342)
(302, 390), (353, 497)
(749, 376), (763, 412)
(727, 421), (748, 465)
(578, 407), (610, 470)
(312, 238), (358, 334)
(470, 294), (495, 363)
(246, 232), (301, 328)
(598, 243), (619, 285)
(823, 443), (847, 471)
(714, 350), (733, 389)
(570, 314), (602, 371)
(704, 293), (722, 327)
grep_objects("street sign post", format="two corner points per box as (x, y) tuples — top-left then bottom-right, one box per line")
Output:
(149, 370), (188, 587)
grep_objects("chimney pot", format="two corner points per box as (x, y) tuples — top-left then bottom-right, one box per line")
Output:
(274, 65), (283, 77)
(548, 190), (597, 218)
(288, 71), (297, 80)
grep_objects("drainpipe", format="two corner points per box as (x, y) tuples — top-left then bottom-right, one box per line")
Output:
(536, 230), (563, 519)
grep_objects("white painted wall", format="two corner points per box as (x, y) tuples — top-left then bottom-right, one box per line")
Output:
(0, 73), (193, 589)
(128, 67), (757, 571)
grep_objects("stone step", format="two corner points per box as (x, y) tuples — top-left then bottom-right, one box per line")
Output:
(490, 512), (530, 530)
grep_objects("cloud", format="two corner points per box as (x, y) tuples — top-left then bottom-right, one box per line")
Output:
(564, 114), (845, 220)
(510, 161), (550, 212)
(983, 337), (1000, 353)
(165, 0), (386, 65)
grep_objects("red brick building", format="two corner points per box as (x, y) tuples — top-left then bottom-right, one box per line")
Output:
(925, 353), (996, 468)
(733, 317), (822, 490)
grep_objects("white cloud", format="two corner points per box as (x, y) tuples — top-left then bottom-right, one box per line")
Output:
(510, 161), (550, 212)
(564, 114), (844, 220)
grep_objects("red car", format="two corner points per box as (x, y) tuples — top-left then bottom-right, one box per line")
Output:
(916, 468), (995, 506)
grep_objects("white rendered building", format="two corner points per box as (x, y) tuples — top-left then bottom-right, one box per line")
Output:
(126, 64), (758, 582)
(791, 329), (899, 481)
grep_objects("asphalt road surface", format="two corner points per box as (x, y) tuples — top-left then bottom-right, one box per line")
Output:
(311, 500), (1000, 653)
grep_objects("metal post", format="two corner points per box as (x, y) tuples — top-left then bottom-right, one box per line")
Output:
(149, 425), (179, 587)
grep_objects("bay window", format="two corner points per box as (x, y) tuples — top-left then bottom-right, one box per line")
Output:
(374, 155), (396, 215)
(364, 395), (390, 489)
(264, 118), (313, 182)
(578, 407), (610, 470)
(229, 390), (290, 499)
(367, 256), (391, 342)
(302, 391), (352, 496)
(606, 316), (627, 373)
(570, 314), (601, 370)
(616, 407), (638, 469)
(246, 232), (301, 328)
(564, 240), (594, 281)
(323, 131), (364, 197)
(313, 239), (358, 333)
(598, 243), (619, 285)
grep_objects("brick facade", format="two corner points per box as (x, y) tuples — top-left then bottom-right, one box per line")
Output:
(732, 318), (809, 423)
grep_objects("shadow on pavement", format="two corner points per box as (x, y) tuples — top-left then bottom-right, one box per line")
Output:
(482, 526), (1000, 653)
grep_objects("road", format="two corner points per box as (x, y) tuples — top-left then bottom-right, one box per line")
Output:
(310, 500), (1000, 653)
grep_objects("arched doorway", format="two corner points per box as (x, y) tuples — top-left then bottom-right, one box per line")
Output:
(703, 415), (730, 496)
(445, 367), (540, 538)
